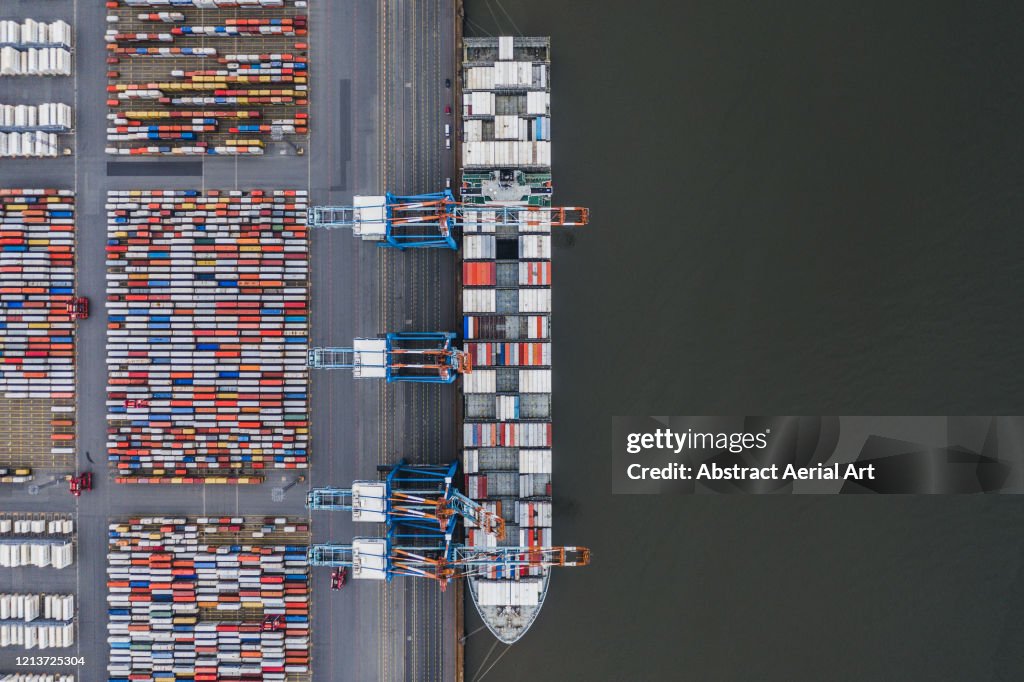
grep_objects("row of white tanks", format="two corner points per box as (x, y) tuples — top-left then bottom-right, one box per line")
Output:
(0, 104), (72, 131)
(0, 512), (74, 565)
(0, 521), (74, 566)
(0, 20), (72, 48)
(0, 515), (77, 651)
(0, 542), (73, 569)
(0, 675), (75, 682)
(0, 519), (73, 535)
(0, 594), (74, 623)
(0, 47), (72, 76)
(0, 132), (61, 157)
(0, 595), (75, 648)
(0, 621), (74, 650)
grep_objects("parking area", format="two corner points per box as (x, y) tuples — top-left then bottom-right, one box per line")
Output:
(0, 398), (75, 473)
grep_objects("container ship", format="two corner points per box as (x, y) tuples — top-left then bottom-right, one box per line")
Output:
(459, 36), (556, 644)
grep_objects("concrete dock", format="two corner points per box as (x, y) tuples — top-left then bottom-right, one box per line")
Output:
(0, 0), (460, 680)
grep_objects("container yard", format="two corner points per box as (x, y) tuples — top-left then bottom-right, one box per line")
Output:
(106, 516), (311, 681)
(0, 513), (75, 570)
(104, 0), (309, 156)
(104, 189), (309, 483)
(0, 1), (577, 679)
(460, 36), (559, 644)
(0, 190), (75, 476)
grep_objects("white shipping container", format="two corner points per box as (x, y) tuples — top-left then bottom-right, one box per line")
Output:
(519, 449), (552, 474)
(517, 500), (552, 527)
(462, 234), (495, 259)
(494, 115), (520, 140)
(518, 288), (551, 313)
(463, 449), (479, 474)
(476, 578), (543, 606)
(519, 235), (551, 259)
(526, 90), (549, 115)
(498, 36), (514, 61)
(519, 369), (552, 393)
(463, 288), (496, 313)
(461, 369), (496, 393)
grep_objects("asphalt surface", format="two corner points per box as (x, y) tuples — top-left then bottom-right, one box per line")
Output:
(0, 1), (459, 680)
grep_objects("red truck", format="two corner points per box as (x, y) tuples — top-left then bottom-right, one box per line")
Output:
(69, 472), (92, 496)
(66, 297), (89, 320)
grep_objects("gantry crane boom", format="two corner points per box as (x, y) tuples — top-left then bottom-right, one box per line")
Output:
(307, 190), (589, 249)
(307, 332), (470, 383)
(308, 539), (589, 590)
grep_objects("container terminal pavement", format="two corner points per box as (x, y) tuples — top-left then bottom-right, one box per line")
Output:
(0, 1), (593, 680)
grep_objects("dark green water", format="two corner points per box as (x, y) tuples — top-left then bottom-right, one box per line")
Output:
(463, 2), (1024, 680)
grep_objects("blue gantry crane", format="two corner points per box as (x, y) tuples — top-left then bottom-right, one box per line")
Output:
(307, 191), (459, 249)
(307, 331), (470, 383)
(306, 460), (589, 589)
(307, 459), (505, 540)
(306, 189), (589, 250)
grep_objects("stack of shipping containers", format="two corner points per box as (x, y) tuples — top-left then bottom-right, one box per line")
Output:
(461, 37), (555, 567)
(461, 214), (553, 553)
(106, 516), (310, 680)
(0, 190), (76, 474)
(104, 1), (309, 155)
(104, 189), (309, 483)
(0, 191), (75, 400)
(461, 36), (550, 169)
(0, 469), (32, 484)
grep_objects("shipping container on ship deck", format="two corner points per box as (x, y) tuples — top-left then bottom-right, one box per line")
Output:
(460, 37), (558, 605)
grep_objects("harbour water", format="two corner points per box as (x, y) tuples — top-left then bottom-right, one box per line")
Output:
(463, 2), (1024, 680)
